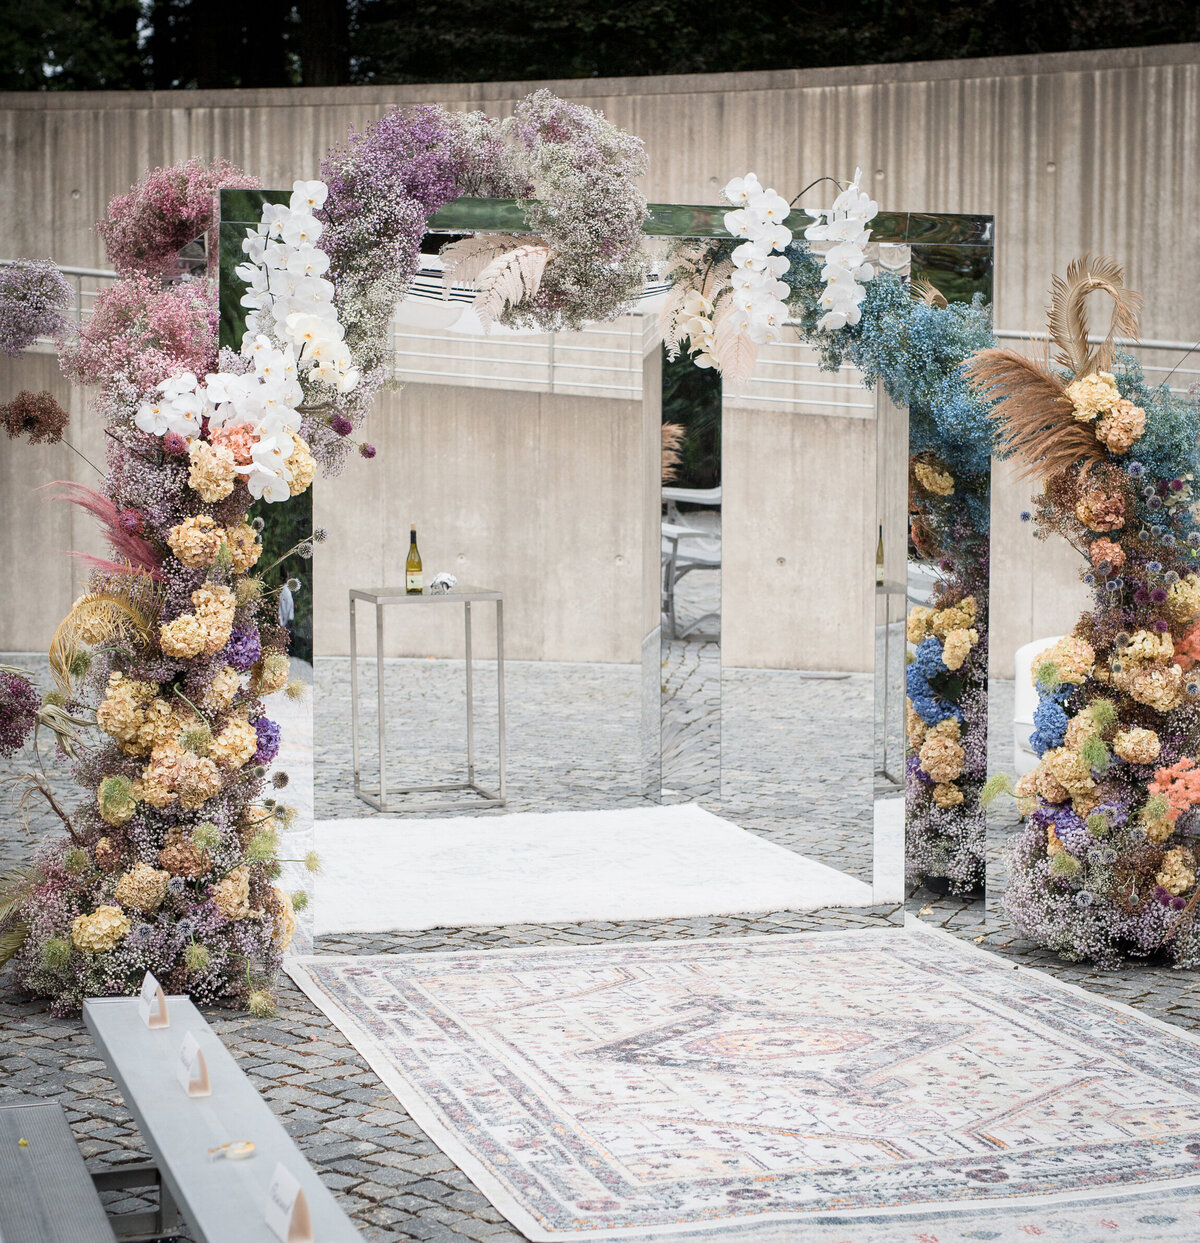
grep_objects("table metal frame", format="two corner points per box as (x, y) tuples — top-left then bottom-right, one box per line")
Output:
(350, 586), (506, 813)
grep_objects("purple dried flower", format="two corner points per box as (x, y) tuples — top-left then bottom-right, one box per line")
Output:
(163, 432), (188, 457)
(1, 390), (70, 444)
(253, 717), (280, 767)
(0, 668), (40, 757)
(1151, 588), (1169, 604)
(331, 415), (353, 436)
(0, 259), (74, 355)
(360, 443), (376, 459)
(224, 626), (262, 673)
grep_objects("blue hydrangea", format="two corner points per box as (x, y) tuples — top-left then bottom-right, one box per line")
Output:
(906, 637), (962, 725)
(1030, 693), (1070, 757)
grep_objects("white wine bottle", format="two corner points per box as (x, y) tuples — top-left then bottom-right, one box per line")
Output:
(406, 525), (423, 595)
(875, 524), (884, 586)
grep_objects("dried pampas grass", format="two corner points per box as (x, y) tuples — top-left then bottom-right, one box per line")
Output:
(964, 347), (1105, 482)
(1047, 253), (1142, 377)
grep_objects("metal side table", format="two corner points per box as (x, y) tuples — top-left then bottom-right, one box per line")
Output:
(350, 586), (506, 812)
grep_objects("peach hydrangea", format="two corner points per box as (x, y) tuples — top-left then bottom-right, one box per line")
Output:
(1124, 629), (1174, 664)
(1095, 398), (1145, 454)
(208, 421), (258, 465)
(95, 672), (158, 753)
(1149, 757), (1200, 822)
(71, 905), (131, 953)
(187, 439), (238, 502)
(175, 751), (222, 809)
(919, 731), (965, 784)
(1074, 491), (1125, 532)
(1089, 538), (1125, 572)
(192, 585), (236, 653)
(1064, 712), (1101, 751)
(166, 514), (223, 568)
(160, 614), (207, 658)
(1167, 575), (1200, 625)
(905, 698), (928, 748)
(1064, 370), (1121, 421)
(1128, 663), (1185, 714)
(253, 652), (290, 696)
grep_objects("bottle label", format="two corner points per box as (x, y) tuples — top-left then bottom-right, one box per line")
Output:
(406, 572), (422, 592)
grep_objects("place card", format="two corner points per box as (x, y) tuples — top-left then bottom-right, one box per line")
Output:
(265, 1163), (313, 1243)
(176, 1030), (211, 1098)
(138, 971), (169, 1029)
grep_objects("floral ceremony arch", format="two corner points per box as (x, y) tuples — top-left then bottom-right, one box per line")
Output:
(0, 89), (1014, 1015)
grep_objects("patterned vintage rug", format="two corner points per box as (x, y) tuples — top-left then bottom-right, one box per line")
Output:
(288, 925), (1200, 1241)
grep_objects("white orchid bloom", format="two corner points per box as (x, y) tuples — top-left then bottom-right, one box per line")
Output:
(134, 400), (171, 436)
(285, 246), (330, 278)
(723, 173), (762, 205)
(242, 465), (292, 503)
(755, 189), (791, 223)
(282, 212), (323, 248)
(765, 254), (791, 278)
(260, 203), (291, 240)
(681, 290), (713, 317)
(731, 241), (769, 271)
(291, 180), (328, 212)
(162, 389), (209, 436)
(156, 373), (198, 399)
(241, 233), (267, 264)
(336, 367), (361, 394)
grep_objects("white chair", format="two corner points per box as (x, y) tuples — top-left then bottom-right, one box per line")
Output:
(661, 519), (720, 640)
(1013, 635), (1063, 775)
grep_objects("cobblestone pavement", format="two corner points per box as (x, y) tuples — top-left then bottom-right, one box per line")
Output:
(4, 653), (1200, 1243)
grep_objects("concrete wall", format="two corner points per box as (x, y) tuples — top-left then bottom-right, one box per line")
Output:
(2, 44), (1198, 670)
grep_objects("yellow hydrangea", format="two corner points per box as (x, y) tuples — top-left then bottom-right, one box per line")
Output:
(1168, 575), (1200, 625)
(175, 751), (223, 809)
(203, 665), (242, 714)
(942, 627), (977, 672)
(932, 782), (963, 809)
(213, 866), (252, 921)
(160, 614), (207, 659)
(1128, 663), (1185, 714)
(907, 606), (934, 645)
(188, 440), (238, 502)
(1157, 846), (1196, 897)
(919, 732), (965, 783)
(913, 461), (954, 496)
(1064, 371), (1121, 422)
(1112, 727), (1161, 764)
(1034, 635), (1095, 685)
(1124, 629), (1174, 664)
(905, 698), (928, 748)
(224, 523), (262, 573)
(71, 905), (131, 953)
(271, 889), (296, 950)
(166, 515), (223, 568)
(210, 716), (257, 769)
(1095, 399), (1145, 454)
(114, 861), (170, 913)
(192, 585), (236, 654)
(286, 436), (316, 497)
(254, 652), (290, 697)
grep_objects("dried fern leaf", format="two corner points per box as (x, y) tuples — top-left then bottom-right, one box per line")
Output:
(438, 233), (528, 294)
(712, 309), (758, 383)
(1047, 253), (1142, 376)
(911, 278), (948, 310)
(656, 283), (691, 357)
(964, 347), (1105, 482)
(473, 244), (553, 331)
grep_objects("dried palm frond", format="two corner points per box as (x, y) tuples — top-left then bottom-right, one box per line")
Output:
(0, 920), (29, 969)
(964, 347), (1106, 482)
(48, 568), (164, 692)
(1047, 254), (1142, 377)
(0, 865), (35, 924)
(911, 278), (948, 310)
(661, 423), (685, 484)
(438, 233), (528, 293)
(473, 244), (553, 331)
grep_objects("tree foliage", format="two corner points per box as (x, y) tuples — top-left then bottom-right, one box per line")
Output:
(2, 0), (1197, 92)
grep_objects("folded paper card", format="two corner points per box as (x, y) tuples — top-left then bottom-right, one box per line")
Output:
(138, 971), (169, 1029)
(176, 1030), (211, 1098)
(265, 1163), (313, 1243)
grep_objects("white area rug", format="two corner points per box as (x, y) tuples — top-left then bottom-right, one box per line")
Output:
(288, 923), (1200, 1241)
(313, 805), (874, 933)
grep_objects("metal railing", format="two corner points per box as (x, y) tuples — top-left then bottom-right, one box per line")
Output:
(7, 259), (1196, 409)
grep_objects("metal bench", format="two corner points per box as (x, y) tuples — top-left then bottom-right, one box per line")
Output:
(0, 1101), (116, 1243)
(84, 995), (362, 1243)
